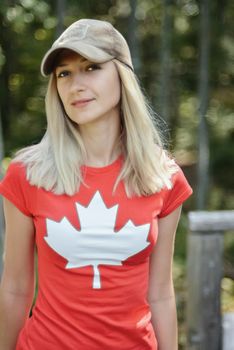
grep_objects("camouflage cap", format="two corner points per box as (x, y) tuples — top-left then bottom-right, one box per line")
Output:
(41, 18), (133, 76)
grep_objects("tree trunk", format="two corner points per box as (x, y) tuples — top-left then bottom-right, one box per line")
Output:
(0, 9), (14, 147)
(128, 0), (141, 73)
(56, 0), (66, 38)
(158, 0), (174, 123)
(197, 0), (210, 209)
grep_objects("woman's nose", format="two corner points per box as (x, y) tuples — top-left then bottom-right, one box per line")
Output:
(70, 73), (86, 92)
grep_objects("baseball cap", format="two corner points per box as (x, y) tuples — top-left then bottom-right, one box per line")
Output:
(41, 18), (133, 76)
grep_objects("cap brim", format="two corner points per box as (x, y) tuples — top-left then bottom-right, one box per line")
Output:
(40, 42), (114, 77)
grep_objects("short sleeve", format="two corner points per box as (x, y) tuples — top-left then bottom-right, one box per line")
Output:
(0, 161), (33, 217)
(158, 166), (193, 218)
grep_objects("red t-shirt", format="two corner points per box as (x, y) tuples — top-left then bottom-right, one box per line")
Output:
(0, 156), (192, 350)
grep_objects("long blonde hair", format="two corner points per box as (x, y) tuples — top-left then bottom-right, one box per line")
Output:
(14, 59), (177, 196)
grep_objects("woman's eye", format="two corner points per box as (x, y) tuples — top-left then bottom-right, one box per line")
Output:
(86, 64), (101, 71)
(56, 64), (100, 77)
(57, 70), (70, 78)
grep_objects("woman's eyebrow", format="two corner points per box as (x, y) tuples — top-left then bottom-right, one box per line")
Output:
(56, 63), (69, 67)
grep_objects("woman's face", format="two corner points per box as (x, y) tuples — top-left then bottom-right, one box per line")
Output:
(55, 50), (121, 127)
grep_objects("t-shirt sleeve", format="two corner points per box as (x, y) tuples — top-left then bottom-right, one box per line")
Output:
(158, 166), (193, 218)
(0, 161), (33, 217)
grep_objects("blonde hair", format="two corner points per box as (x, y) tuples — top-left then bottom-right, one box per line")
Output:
(14, 59), (177, 196)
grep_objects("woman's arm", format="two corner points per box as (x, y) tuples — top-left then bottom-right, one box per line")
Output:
(147, 206), (182, 350)
(0, 198), (35, 350)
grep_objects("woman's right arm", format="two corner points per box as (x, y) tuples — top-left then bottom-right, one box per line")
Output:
(0, 198), (35, 350)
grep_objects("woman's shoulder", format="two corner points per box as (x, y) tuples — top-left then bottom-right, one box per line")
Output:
(157, 160), (193, 218)
(3, 143), (42, 182)
(0, 158), (37, 217)
(1, 160), (29, 189)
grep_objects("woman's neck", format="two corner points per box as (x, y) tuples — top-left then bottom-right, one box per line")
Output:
(79, 113), (122, 167)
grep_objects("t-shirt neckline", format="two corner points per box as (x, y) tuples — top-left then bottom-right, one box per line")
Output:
(81, 154), (123, 174)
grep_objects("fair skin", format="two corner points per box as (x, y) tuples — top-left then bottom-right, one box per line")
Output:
(0, 50), (180, 350)
(148, 206), (181, 350)
(55, 51), (122, 167)
(0, 199), (35, 350)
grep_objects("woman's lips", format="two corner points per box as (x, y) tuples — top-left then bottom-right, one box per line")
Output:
(71, 99), (94, 107)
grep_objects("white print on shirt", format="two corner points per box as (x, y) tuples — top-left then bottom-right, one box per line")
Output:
(44, 191), (150, 289)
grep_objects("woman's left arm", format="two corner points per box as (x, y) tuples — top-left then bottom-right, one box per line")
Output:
(147, 206), (182, 350)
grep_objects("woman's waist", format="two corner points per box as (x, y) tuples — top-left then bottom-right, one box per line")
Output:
(19, 304), (156, 350)
(34, 288), (152, 327)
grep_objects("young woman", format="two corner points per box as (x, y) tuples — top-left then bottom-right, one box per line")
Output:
(0, 19), (192, 350)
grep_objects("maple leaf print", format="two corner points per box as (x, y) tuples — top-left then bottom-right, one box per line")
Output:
(44, 191), (150, 289)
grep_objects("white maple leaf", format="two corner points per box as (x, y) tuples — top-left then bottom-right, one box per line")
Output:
(44, 191), (150, 289)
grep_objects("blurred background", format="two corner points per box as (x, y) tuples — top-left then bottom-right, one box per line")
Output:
(0, 0), (233, 348)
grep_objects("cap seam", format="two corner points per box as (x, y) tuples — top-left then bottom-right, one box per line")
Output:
(106, 24), (116, 59)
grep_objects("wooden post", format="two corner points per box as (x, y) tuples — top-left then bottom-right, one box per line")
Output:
(222, 313), (234, 350)
(187, 230), (223, 349)
(186, 211), (234, 350)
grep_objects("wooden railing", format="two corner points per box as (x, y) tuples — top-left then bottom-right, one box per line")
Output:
(186, 210), (234, 350)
